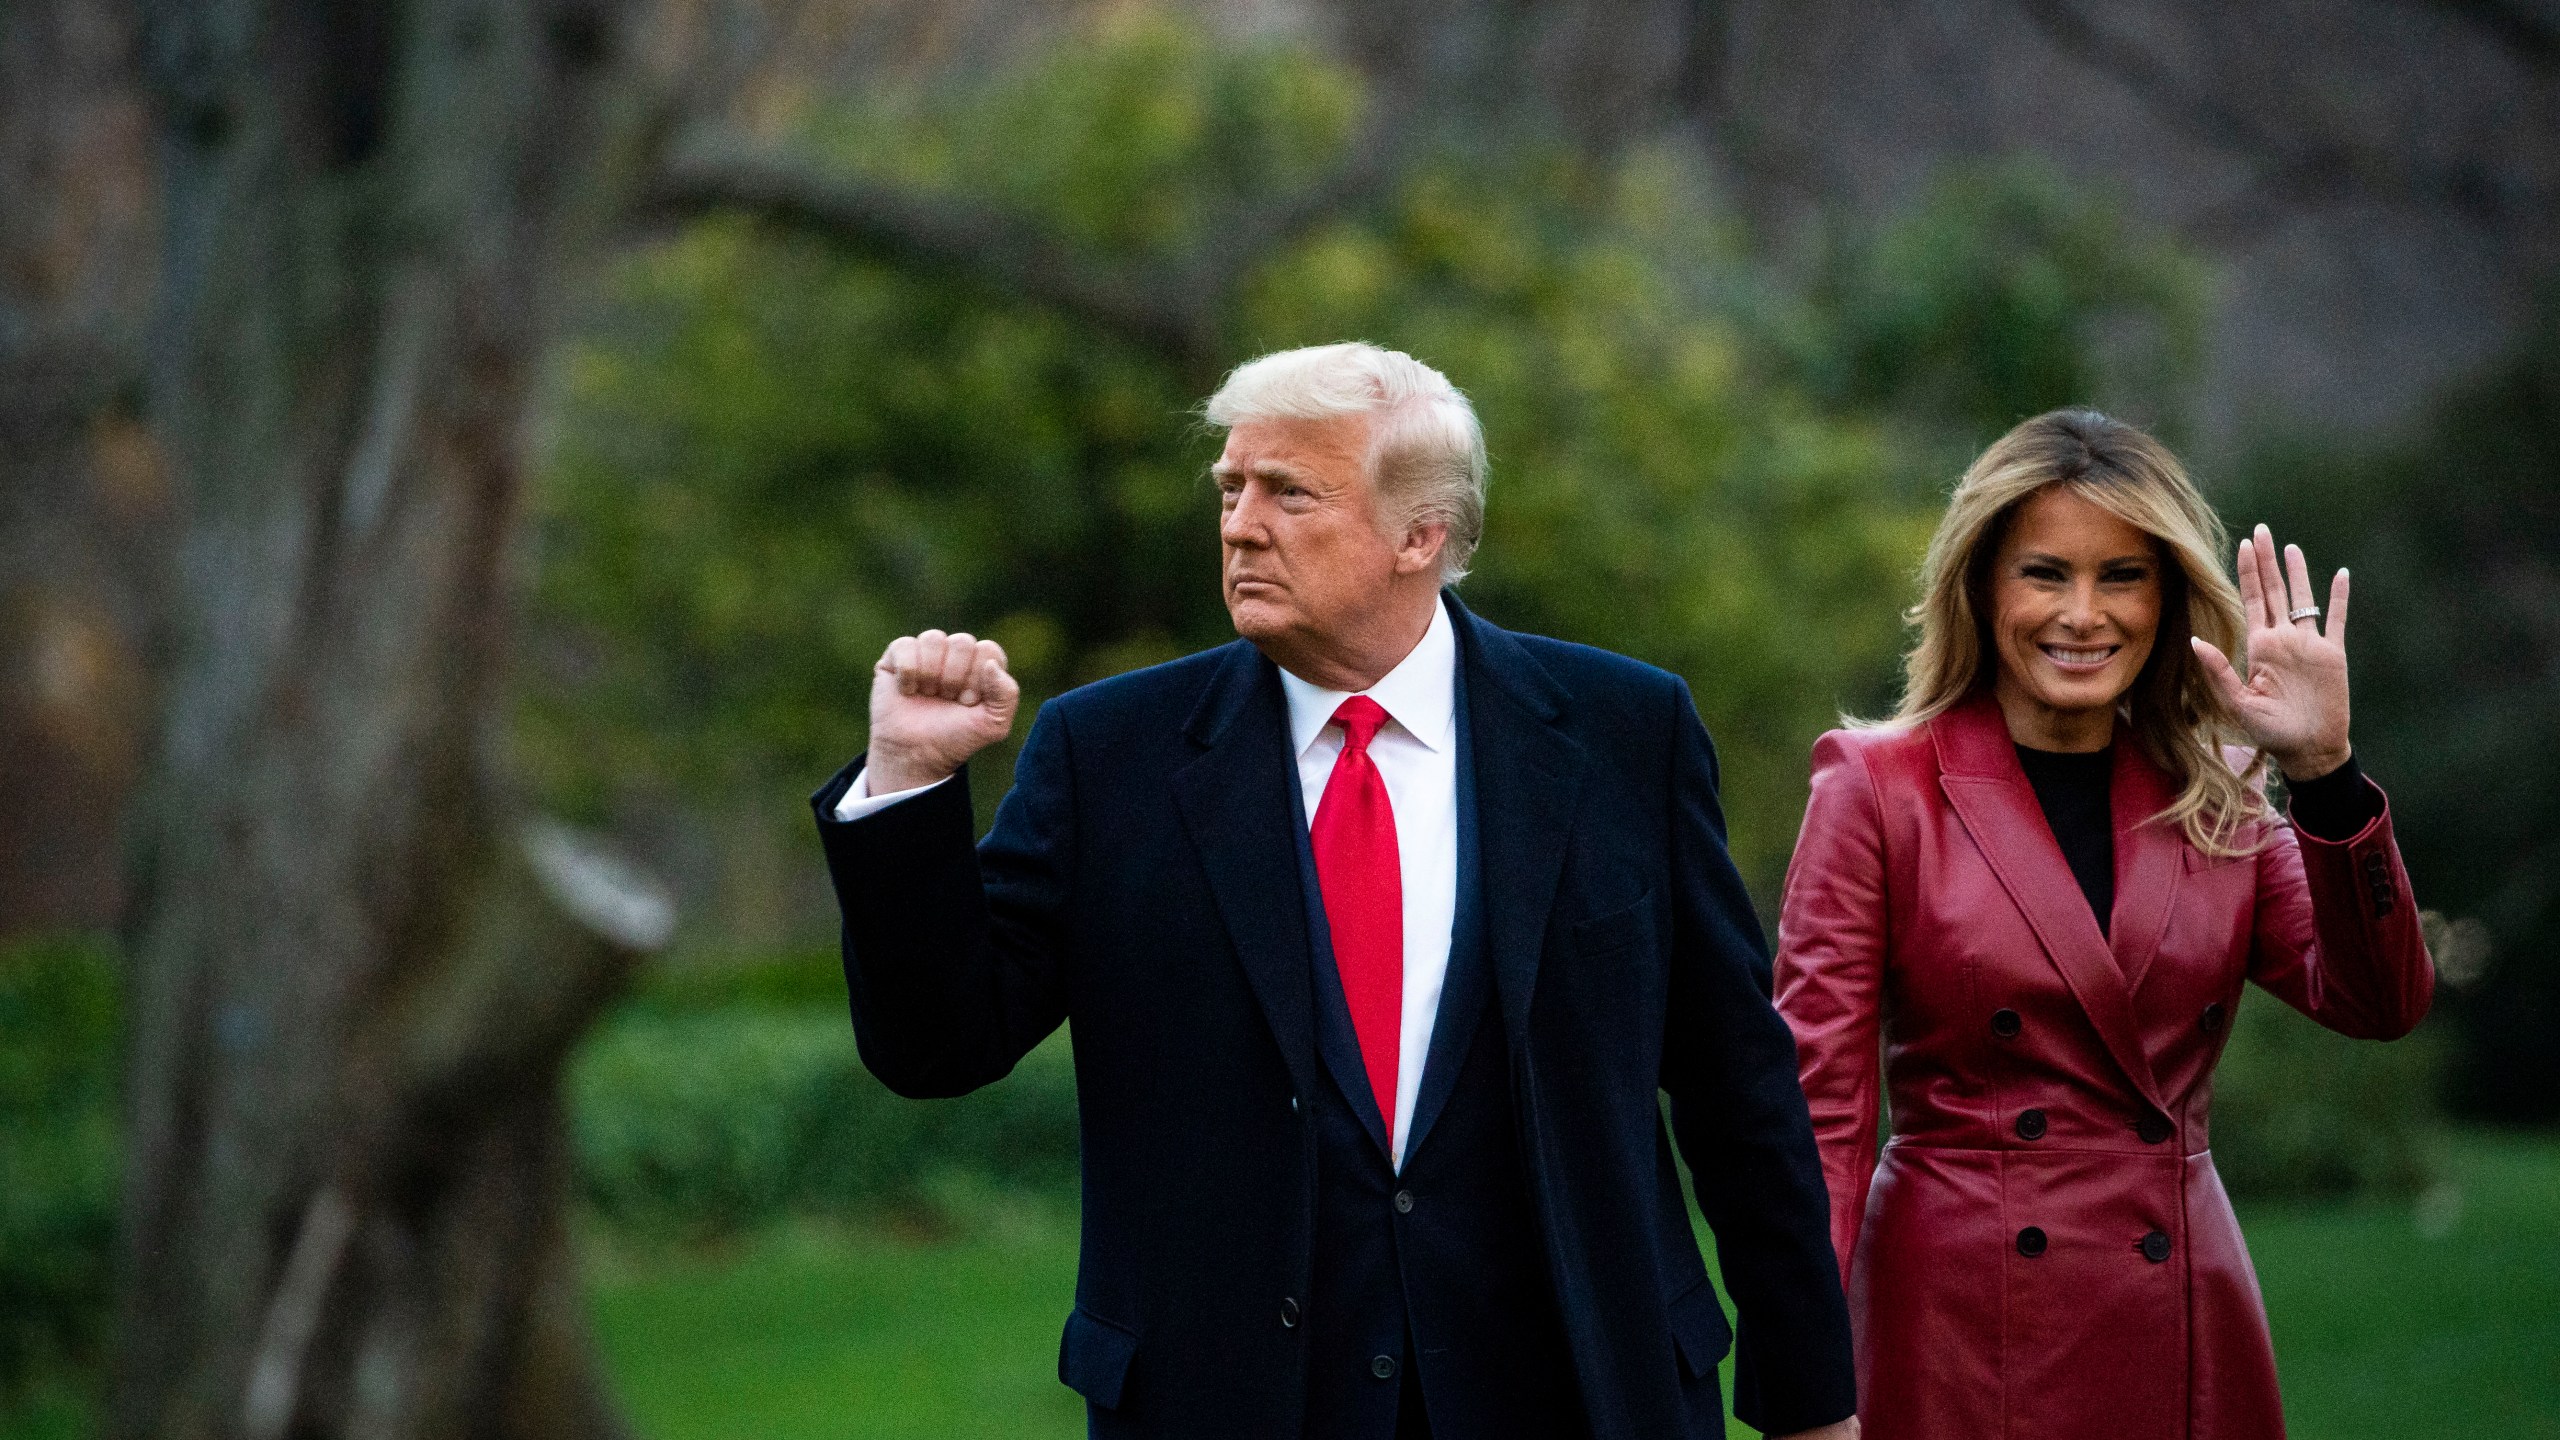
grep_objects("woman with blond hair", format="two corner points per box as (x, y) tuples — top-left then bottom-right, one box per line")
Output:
(1775, 409), (2433, 1439)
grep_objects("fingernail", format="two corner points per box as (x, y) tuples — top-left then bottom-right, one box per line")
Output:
(958, 690), (978, 706)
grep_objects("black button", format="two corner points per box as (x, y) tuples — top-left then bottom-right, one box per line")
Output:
(1371, 1355), (1398, 1380)
(1280, 1297), (1300, 1329)
(2140, 1230), (2172, 1263)
(2136, 1112), (2173, 1145)
(2014, 1108), (2048, 1140)
(2017, 1226), (2047, 1258)
(1992, 1008), (2023, 1039)
(2200, 1002), (2227, 1035)
(1393, 1190), (1414, 1214)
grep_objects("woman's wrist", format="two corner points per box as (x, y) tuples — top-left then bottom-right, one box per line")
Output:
(2272, 744), (2353, 783)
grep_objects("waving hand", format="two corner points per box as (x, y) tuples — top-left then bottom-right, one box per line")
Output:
(2189, 524), (2354, 781)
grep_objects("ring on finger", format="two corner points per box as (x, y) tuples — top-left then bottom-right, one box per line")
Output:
(2287, 605), (2320, 623)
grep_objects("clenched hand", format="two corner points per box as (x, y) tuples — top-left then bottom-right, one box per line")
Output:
(865, 629), (1020, 795)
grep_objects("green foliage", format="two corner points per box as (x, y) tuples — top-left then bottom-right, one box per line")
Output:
(568, 975), (1079, 1234)
(0, 934), (119, 1435)
(1803, 160), (2209, 448)
(529, 16), (2224, 901)
(2209, 987), (2443, 1201)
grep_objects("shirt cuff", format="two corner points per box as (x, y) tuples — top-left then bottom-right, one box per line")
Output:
(830, 767), (949, 823)
(2284, 752), (2381, 842)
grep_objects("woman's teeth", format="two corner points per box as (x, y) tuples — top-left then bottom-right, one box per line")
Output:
(2042, 644), (2117, 666)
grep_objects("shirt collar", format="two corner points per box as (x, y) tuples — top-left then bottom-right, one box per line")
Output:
(1277, 596), (1457, 758)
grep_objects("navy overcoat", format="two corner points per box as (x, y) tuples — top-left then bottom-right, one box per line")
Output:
(812, 595), (1855, 1438)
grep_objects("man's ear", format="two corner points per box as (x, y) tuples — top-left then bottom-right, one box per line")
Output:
(1394, 520), (1449, 577)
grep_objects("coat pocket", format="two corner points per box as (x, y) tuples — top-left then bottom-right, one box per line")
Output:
(1667, 1275), (1734, 1381)
(1058, 1305), (1140, 1410)
(1569, 890), (1656, 957)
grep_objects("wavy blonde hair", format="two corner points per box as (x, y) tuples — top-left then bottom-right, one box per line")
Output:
(1878, 409), (2268, 855)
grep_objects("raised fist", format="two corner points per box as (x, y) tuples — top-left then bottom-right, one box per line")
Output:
(865, 629), (1020, 795)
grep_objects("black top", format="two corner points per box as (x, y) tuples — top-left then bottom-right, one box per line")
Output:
(2014, 744), (2382, 938)
(2016, 744), (2118, 935)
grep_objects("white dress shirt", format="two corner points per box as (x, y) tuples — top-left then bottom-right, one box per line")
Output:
(1275, 596), (1458, 1171)
(833, 597), (1461, 1169)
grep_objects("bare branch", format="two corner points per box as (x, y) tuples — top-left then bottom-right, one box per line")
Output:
(2410, 0), (2560, 70)
(637, 124), (1415, 374)
(240, 1185), (358, 1440)
(2019, 0), (2543, 227)
(640, 132), (1225, 368)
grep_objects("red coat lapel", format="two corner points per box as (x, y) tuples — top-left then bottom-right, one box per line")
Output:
(1932, 694), (2169, 1114)
(2107, 740), (2183, 995)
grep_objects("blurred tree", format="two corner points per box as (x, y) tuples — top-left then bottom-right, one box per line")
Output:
(0, 0), (161, 940)
(101, 2), (685, 1437)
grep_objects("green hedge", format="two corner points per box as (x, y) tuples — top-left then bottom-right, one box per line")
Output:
(568, 966), (1080, 1234)
(2208, 982), (2443, 1201)
(574, 947), (2443, 1237)
(0, 935), (120, 1435)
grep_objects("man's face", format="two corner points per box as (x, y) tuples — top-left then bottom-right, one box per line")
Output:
(1214, 414), (1408, 654)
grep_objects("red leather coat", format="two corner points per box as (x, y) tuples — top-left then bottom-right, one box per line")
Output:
(1774, 693), (2433, 1440)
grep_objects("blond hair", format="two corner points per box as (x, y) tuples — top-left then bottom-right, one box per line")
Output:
(1879, 409), (2268, 855)
(1204, 342), (1487, 583)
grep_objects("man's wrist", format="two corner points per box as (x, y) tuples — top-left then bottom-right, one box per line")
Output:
(864, 753), (957, 797)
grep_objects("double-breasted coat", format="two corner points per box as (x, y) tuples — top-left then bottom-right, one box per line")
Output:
(1774, 692), (2434, 1440)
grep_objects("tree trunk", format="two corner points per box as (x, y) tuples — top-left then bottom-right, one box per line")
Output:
(0, 0), (162, 942)
(111, 1), (669, 1436)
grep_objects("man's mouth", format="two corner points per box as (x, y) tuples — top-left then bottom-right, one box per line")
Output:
(2039, 643), (2119, 671)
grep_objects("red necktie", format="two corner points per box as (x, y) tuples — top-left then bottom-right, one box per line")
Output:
(1311, 696), (1403, 1143)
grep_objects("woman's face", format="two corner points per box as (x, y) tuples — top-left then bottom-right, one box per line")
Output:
(1985, 485), (2165, 750)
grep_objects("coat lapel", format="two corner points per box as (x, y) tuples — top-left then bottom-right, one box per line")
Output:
(1448, 597), (1587, 1046)
(2108, 740), (2183, 995)
(1171, 642), (1324, 1108)
(1933, 694), (2168, 1114)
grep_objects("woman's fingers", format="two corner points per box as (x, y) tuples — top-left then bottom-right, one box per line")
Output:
(2190, 636), (2251, 710)
(2325, 568), (2350, 649)
(2236, 536), (2268, 630)
(2283, 543), (2319, 628)
(2253, 525), (2288, 628)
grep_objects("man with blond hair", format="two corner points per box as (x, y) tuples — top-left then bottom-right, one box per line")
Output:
(812, 343), (1857, 1439)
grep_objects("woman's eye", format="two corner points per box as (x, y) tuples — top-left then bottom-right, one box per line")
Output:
(2022, 564), (2065, 582)
(2104, 567), (2151, 585)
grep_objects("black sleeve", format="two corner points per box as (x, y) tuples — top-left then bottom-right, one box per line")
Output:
(809, 706), (1075, 1098)
(2283, 752), (2383, 843)
(1658, 680), (1859, 1434)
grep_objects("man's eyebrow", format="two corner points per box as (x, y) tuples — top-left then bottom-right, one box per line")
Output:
(1208, 460), (1312, 483)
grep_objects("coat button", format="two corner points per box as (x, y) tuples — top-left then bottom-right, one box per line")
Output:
(1280, 1297), (1300, 1329)
(2200, 1002), (2227, 1035)
(1371, 1355), (1398, 1380)
(1393, 1190), (1414, 1214)
(1992, 1008), (2023, 1038)
(2015, 1108), (2048, 1141)
(2017, 1226), (2048, 1257)
(2136, 1112), (2173, 1145)
(2140, 1230), (2172, 1263)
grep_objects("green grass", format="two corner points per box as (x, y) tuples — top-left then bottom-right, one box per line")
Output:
(2246, 1129), (2560, 1438)
(589, 1131), (2560, 1438)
